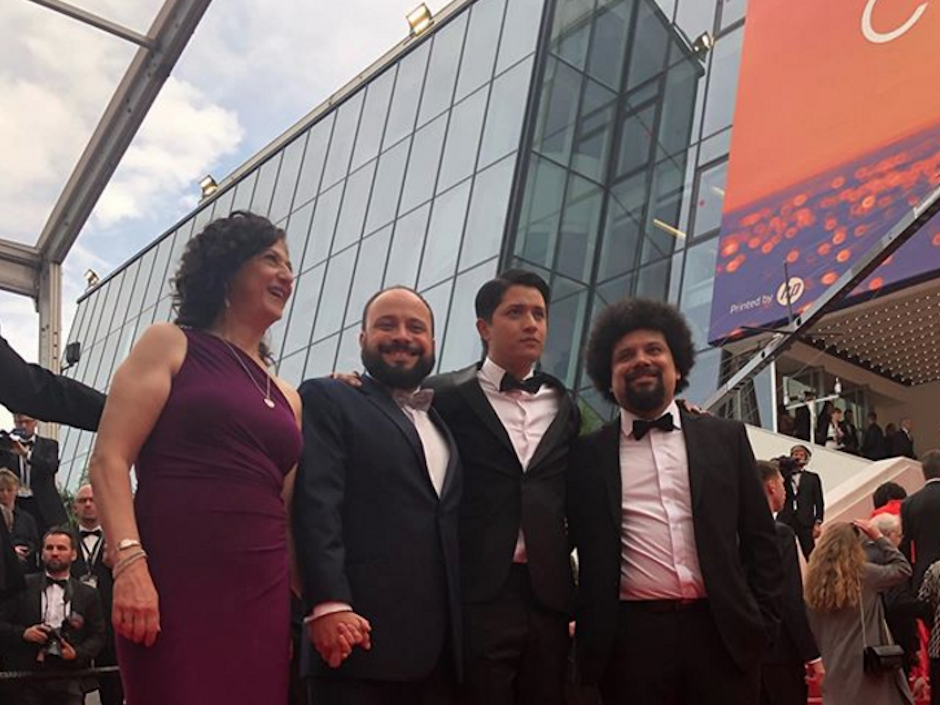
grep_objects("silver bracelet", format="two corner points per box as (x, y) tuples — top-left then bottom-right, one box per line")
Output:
(113, 550), (148, 580)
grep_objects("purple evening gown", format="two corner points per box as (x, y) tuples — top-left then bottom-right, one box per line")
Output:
(116, 329), (301, 704)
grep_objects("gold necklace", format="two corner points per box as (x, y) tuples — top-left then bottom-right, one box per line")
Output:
(218, 337), (275, 409)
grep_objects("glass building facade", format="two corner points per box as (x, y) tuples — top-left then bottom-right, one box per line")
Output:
(58, 0), (751, 487)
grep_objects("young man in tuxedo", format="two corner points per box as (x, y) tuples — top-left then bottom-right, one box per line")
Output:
(427, 269), (579, 705)
(756, 460), (823, 705)
(0, 527), (105, 705)
(0, 414), (68, 535)
(294, 287), (463, 705)
(901, 450), (940, 590)
(568, 298), (782, 705)
(70, 484), (123, 705)
(776, 445), (824, 559)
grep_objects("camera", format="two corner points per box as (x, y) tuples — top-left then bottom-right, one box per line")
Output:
(42, 626), (67, 659)
(773, 455), (799, 476)
(0, 428), (28, 451)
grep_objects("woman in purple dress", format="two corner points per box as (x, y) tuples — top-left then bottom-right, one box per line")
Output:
(88, 211), (302, 704)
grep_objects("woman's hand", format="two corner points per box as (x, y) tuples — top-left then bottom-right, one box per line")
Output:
(112, 558), (161, 647)
(852, 518), (883, 542)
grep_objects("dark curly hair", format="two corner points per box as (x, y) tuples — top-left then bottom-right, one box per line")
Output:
(172, 211), (285, 359)
(584, 297), (696, 403)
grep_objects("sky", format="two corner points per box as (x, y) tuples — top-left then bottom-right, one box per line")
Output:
(0, 0), (440, 428)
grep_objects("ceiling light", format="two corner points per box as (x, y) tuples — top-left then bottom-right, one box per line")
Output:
(406, 4), (433, 35)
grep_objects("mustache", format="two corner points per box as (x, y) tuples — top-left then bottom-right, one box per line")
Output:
(377, 341), (423, 355)
(625, 366), (663, 382)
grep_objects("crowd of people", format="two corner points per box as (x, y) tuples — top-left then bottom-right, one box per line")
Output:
(0, 209), (936, 705)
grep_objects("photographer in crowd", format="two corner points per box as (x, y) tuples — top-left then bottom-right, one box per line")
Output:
(776, 445), (825, 559)
(0, 468), (39, 572)
(0, 414), (67, 535)
(0, 527), (105, 705)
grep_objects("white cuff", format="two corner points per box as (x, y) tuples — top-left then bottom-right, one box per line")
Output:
(303, 601), (353, 625)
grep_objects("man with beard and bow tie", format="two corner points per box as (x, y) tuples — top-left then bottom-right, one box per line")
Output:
(567, 298), (782, 705)
(0, 527), (105, 705)
(293, 287), (463, 705)
(775, 445), (824, 560)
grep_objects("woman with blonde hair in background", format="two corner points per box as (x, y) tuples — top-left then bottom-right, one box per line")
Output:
(805, 519), (913, 705)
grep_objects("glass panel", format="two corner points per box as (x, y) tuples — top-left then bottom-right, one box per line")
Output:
(418, 181), (472, 290)
(269, 316), (288, 360)
(419, 279), (454, 373)
(692, 160), (728, 238)
(555, 176), (603, 283)
(314, 246), (358, 340)
(551, 0), (595, 71)
(701, 26), (744, 138)
(455, 0), (506, 102)
(72, 297), (94, 347)
(277, 350), (307, 387)
(230, 171), (258, 212)
(400, 114), (447, 214)
(627, 1), (668, 88)
(78, 342), (102, 386)
(460, 155), (516, 270)
(302, 182), (343, 272)
(112, 323), (137, 381)
(111, 261), (140, 329)
(657, 55), (699, 160)
(496, 0), (544, 73)
(514, 156), (567, 269)
(212, 186), (236, 220)
(250, 154), (282, 217)
(321, 91), (365, 190)
(383, 42), (430, 150)
(282, 265), (325, 356)
(417, 14), (468, 127)
(542, 281), (588, 384)
(385, 203), (430, 288)
(154, 296), (174, 324)
(351, 69), (396, 171)
(438, 87), (488, 194)
(571, 78), (616, 181)
(269, 136), (307, 224)
(636, 258), (669, 299)
(125, 248), (156, 320)
(192, 203), (215, 236)
(439, 259), (498, 371)
(698, 127), (732, 165)
(293, 114), (335, 209)
(334, 325), (364, 378)
(586, 0), (632, 90)
(680, 237), (719, 347)
(94, 330), (120, 389)
(616, 104), (655, 176)
(93, 278), (121, 343)
(285, 200), (315, 272)
(720, 0), (748, 29)
(478, 56), (533, 169)
(683, 346), (721, 406)
(160, 220), (195, 301)
(364, 138), (409, 235)
(66, 299), (88, 346)
(640, 159), (685, 265)
(598, 172), (646, 281)
(331, 160), (377, 254)
(345, 226), (393, 330)
(675, 0), (717, 39)
(305, 334), (340, 378)
(532, 58), (582, 168)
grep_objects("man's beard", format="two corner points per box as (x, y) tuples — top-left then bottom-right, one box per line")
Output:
(43, 557), (70, 574)
(362, 342), (435, 390)
(621, 367), (666, 413)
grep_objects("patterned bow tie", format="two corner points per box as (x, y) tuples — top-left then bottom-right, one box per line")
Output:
(632, 413), (675, 440)
(45, 576), (68, 590)
(393, 389), (434, 413)
(500, 372), (550, 394)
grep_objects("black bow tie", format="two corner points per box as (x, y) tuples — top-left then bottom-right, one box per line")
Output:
(80, 529), (102, 538)
(632, 413), (675, 440)
(45, 576), (68, 590)
(500, 372), (550, 394)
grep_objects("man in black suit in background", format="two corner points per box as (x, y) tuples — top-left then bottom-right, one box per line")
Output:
(0, 527), (105, 705)
(893, 418), (916, 459)
(756, 460), (823, 705)
(568, 298), (782, 705)
(901, 450), (940, 590)
(0, 331), (104, 432)
(0, 413), (68, 535)
(294, 287), (462, 705)
(776, 445), (825, 559)
(70, 484), (123, 705)
(427, 270), (578, 705)
(862, 412), (886, 460)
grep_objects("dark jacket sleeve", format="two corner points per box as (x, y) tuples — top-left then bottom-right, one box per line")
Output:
(292, 381), (353, 612)
(776, 523), (819, 662)
(0, 333), (105, 431)
(736, 423), (783, 640)
(28, 438), (60, 478)
(0, 588), (28, 650)
(813, 474), (825, 524)
(72, 585), (106, 665)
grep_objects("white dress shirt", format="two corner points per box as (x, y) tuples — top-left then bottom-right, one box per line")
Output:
(619, 400), (706, 601)
(477, 357), (560, 563)
(42, 578), (69, 628)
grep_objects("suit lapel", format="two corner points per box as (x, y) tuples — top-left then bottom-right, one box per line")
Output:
(359, 377), (427, 470)
(527, 389), (574, 472)
(679, 409), (706, 510)
(457, 375), (517, 458)
(432, 407), (460, 500)
(597, 422), (623, 530)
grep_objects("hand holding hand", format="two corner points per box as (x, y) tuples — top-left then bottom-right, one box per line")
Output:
(805, 659), (825, 686)
(309, 611), (372, 668)
(23, 625), (50, 644)
(112, 558), (160, 647)
(812, 522), (823, 540)
(10, 439), (28, 457)
(852, 518), (883, 541)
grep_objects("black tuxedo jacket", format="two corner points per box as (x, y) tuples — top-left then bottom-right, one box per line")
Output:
(71, 532), (114, 640)
(293, 376), (463, 682)
(0, 437), (68, 530)
(765, 522), (818, 665)
(862, 423), (886, 460)
(426, 364), (579, 614)
(568, 409), (782, 683)
(0, 332), (104, 431)
(776, 469), (824, 532)
(901, 481), (940, 588)
(0, 572), (105, 671)
(893, 429), (916, 459)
